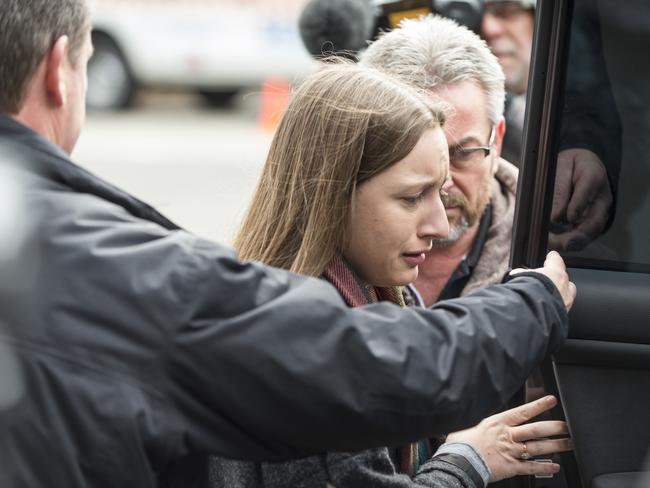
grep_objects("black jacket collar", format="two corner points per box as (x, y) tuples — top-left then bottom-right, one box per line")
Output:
(0, 114), (180, 231)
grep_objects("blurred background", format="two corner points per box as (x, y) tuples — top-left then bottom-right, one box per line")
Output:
(76, 0), (316, 244)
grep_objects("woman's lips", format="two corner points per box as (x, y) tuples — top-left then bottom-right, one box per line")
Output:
(402, 252), (426, 267)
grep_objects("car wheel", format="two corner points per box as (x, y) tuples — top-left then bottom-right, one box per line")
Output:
(199, 89), (240, 108)
(86, 33), (135, 110)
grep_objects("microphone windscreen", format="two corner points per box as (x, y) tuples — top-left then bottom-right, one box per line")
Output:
(298, 0), (376, 58)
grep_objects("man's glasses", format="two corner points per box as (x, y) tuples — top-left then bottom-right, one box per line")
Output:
(449, 126), (496, 171)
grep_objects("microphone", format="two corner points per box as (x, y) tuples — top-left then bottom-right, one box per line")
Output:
(298, 0), (487, 61)
(298, 0), (377, 58)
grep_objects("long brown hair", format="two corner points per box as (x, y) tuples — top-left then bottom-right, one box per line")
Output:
(234, 62), (446, 277)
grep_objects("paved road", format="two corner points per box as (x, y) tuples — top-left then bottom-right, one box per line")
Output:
(74, 92), (273, 244)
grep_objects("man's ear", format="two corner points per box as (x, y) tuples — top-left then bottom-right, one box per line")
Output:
(493, 116), (506, 160)
(45, 36), (70, 108)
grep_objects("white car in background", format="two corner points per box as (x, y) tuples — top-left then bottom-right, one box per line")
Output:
(87, 0), (315, 109)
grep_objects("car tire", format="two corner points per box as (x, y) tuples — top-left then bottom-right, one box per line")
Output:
(87, 32), (136, 111)
(199, 89), (240, 108)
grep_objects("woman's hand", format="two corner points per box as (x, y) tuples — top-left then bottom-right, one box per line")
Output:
(445, 395), (573, 482)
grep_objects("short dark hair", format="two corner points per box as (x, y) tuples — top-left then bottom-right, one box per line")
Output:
(0, 0), (90, 113)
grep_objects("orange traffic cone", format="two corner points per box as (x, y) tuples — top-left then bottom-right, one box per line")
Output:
(257, 77), (292, 133)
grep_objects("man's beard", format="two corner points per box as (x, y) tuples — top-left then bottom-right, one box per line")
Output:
(431, 215), (470, 248)
(432, 179), (492, 247)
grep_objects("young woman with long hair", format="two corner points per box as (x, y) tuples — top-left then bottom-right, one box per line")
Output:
(212, 62), (572, 488)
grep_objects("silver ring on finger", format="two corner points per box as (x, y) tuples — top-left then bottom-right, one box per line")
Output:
(520, 441), (532, 460)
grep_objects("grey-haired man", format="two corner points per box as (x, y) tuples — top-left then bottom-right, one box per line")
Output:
(361, 15), (517, 305)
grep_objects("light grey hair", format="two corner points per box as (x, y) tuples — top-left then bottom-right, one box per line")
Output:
(359, 14), (506, 125)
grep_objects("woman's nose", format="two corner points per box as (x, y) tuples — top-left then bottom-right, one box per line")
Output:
(442, 176), (454, 193)
(419, 194), (449, 240)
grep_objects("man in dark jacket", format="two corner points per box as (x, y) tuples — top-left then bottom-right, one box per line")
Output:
(0, 1), (575, 487)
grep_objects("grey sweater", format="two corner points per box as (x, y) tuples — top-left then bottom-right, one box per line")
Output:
(209, 447), (481, 488)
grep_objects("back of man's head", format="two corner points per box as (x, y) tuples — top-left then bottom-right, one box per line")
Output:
(0, 0), (90, 114)
(359, 15), (505, 125)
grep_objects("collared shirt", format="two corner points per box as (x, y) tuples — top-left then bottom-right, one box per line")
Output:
(438, 203), (493, 301)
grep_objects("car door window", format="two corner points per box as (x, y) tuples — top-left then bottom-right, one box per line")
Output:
(548, 0), (650, 274)
(511, 2), (650, 487)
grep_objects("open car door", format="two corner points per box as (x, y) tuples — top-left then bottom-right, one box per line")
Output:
(510, 0), (650, 487)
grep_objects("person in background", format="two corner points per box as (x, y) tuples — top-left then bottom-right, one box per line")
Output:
(480, 0), (534, 166)
(0, 0), (574, 486)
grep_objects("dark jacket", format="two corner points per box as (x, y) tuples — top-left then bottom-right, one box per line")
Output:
(0, 115), (568, 488)
(209, 264), (484, 488)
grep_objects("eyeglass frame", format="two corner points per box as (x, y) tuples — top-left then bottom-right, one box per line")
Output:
(448, 125), (496, 171)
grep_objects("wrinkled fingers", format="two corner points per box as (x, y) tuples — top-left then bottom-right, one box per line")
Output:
(495, 395), (557, 426)
(511, 420), (569, 440)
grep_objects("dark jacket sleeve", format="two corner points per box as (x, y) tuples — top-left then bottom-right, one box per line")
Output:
(18, 177), (568, 486)
(161, 235), (568, 462)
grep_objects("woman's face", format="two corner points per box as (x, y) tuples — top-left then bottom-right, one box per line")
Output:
(344, 127), (450, 287)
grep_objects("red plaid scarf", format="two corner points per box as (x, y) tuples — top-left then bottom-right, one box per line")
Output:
(322, 255), (432, 476)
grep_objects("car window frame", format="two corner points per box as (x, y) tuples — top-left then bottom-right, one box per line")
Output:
(509, 1), (584, 486)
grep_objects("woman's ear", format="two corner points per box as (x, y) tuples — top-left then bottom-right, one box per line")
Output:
(44, 36), (70, 108)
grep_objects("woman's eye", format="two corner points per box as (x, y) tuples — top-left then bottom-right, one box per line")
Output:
(401, 193), (425, 205)
(401, 195), (419, 205)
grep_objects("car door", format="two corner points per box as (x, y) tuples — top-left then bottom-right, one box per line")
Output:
(510, 0), (650, 487)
